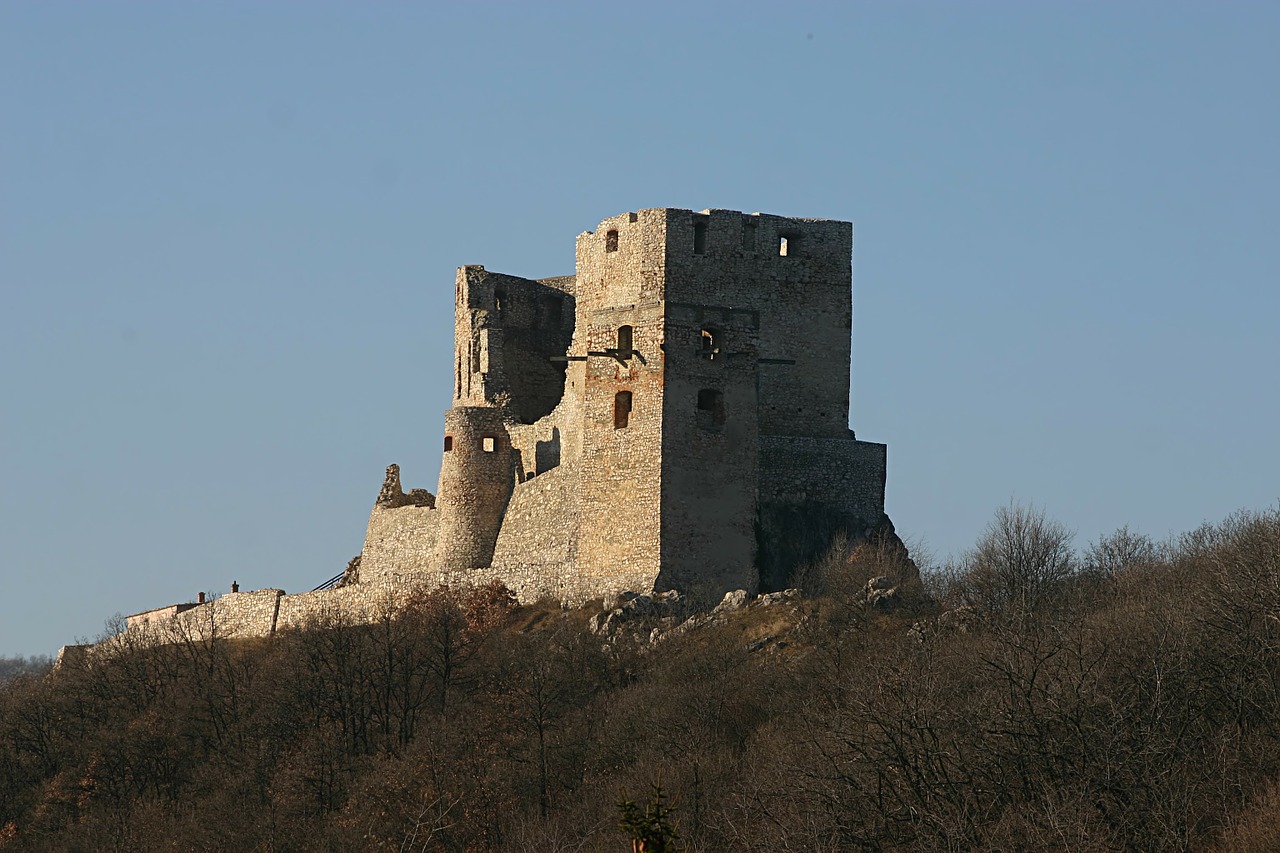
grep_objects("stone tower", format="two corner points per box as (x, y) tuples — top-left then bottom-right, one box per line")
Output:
(432, 406), (514, 569)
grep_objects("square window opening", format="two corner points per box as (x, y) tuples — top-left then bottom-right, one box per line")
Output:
(482, 436), (496, 452)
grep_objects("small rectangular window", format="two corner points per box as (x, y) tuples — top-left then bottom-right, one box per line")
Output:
(779, 233), (801, 257)
(614, 391), (633, 429)
(444, 436), (454, 452)
(700, 328), (719, 360)
(482, 436), (496, 452)
(693, 219), (708, 254)
(617, 325), (633, 354)
(605, 229), (619, 252)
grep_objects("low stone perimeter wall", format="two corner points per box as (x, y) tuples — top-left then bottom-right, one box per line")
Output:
(96, 565), (595, 652)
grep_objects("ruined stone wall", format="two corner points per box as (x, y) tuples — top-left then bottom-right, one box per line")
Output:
(207, 588), (285, 636)
(490, 459), (580, 572)
(114, 583), (427, 647)
(454, 265), (489, 405)
(375, 464), (435, 509)
(452, 267), (575, 422)
(117, 557), (622, 649)
(506, 416), (566, 481)
(275, 581), (428, 630)
(480, 455), (664, 604)
(359, 503), (441, 582)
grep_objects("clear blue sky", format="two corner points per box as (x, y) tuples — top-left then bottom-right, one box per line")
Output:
(3, 2), (1278, 657)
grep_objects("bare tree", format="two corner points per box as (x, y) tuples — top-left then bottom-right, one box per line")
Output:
(960, 503), (1077, 615)
(1085, 525), (1162, 578)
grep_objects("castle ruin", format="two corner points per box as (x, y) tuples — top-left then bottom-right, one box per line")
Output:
(107, 207), (891, 645)
(359, 207), (889, 605)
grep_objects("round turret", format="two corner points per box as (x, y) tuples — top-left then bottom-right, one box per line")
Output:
(433, 406), (515, 569)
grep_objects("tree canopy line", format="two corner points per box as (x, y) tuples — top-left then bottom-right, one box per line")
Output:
(2, 505), (1280, 851)
(0, 658), (51, 684)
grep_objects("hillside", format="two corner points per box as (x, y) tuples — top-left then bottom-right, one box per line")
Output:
(2, 506), (1279, 852)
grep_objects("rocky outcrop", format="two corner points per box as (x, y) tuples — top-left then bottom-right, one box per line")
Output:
(588, 587), (807, 646)
(587, 590), (688, 639)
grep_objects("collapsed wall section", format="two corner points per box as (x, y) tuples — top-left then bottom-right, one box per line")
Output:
(453, 267), (575, 422)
